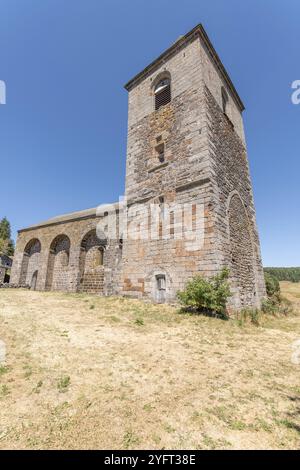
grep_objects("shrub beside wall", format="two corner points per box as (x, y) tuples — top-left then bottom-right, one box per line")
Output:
(177, 269), (293, 324)
(261, 272), (293, 316)
(177, 268), (231, 317)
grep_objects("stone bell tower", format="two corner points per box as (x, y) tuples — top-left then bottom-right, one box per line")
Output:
(121, 24), (266, 309)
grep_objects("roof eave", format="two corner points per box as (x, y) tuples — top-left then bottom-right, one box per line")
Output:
(18, 202), (119, 234)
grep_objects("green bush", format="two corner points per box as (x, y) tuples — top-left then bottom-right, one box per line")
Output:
(262, 272), (293, 316)
(264, 272), (280, 299)
(262, 296), (293, 316)
(279, 298), (294, 316)
(261, 297), (278, 315)
(262, 271), (282, 313)
(177, 268), (231, 317)
(261, 272), (282, 315)
(237, 308), (261, 326)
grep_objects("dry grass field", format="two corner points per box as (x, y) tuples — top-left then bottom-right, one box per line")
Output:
(0, 283), (299, 450)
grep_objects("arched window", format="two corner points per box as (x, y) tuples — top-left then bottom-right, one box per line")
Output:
(50, 235), (70, 267)
(24, 238), (41, 256)
(154, 78), (171, 111)
(221, 86), (229, 114)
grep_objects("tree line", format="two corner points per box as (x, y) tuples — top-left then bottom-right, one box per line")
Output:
(264, 267), (300, 283)
(0, 217), (14, 256)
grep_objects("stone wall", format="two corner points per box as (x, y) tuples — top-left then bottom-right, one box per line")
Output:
(199, 37), (245, 142)
(10, 212), (122, 295)
(0, 267), (5, 284)
(204, 86), (266, 308)
(122, 38), (221, 302)
(127, 38), (202, 130)
(121, 31), (265, 307)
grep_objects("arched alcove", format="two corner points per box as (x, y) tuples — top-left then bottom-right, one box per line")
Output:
(78, 229), (107, 293)
(45, 235), (71, 291)
(19, 238), (41, 286)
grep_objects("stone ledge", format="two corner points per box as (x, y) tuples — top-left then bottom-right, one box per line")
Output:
(175, 177), (210, 193)
(0, 283), (30, 289)
(148, 162), (169, 174)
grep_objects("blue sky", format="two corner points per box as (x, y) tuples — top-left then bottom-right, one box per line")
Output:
(0, 0), (299, 266)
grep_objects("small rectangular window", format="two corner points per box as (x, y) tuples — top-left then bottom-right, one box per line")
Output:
(156, 274), (166, 290)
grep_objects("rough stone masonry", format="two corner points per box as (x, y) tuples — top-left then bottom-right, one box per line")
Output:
(10, 24), (266, 309)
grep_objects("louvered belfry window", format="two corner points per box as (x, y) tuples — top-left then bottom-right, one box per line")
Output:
(154, 78), (171, 111)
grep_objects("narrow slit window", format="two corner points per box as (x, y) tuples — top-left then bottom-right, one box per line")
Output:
(155, 143), (165, 163)
(221, 87), (229, 114)
(154, 78), (171, 110)
(158, 196), (165, 237)
(98, 247), (104, 266)
(158, 196), (164, 214)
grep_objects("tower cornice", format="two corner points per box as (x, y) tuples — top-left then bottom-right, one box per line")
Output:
(124, 24), (245, 112)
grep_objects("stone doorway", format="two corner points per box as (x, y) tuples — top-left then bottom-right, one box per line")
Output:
(155, 274), (166, 303)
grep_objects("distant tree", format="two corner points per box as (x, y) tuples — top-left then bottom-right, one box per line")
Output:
(264, 272), (281, 299)
(0, 217), (14, 256)
(0, 217), (10, 239)
(264, 267), (300, 283)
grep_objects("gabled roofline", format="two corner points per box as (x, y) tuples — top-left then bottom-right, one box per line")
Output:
(124, 24), (245, 112)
